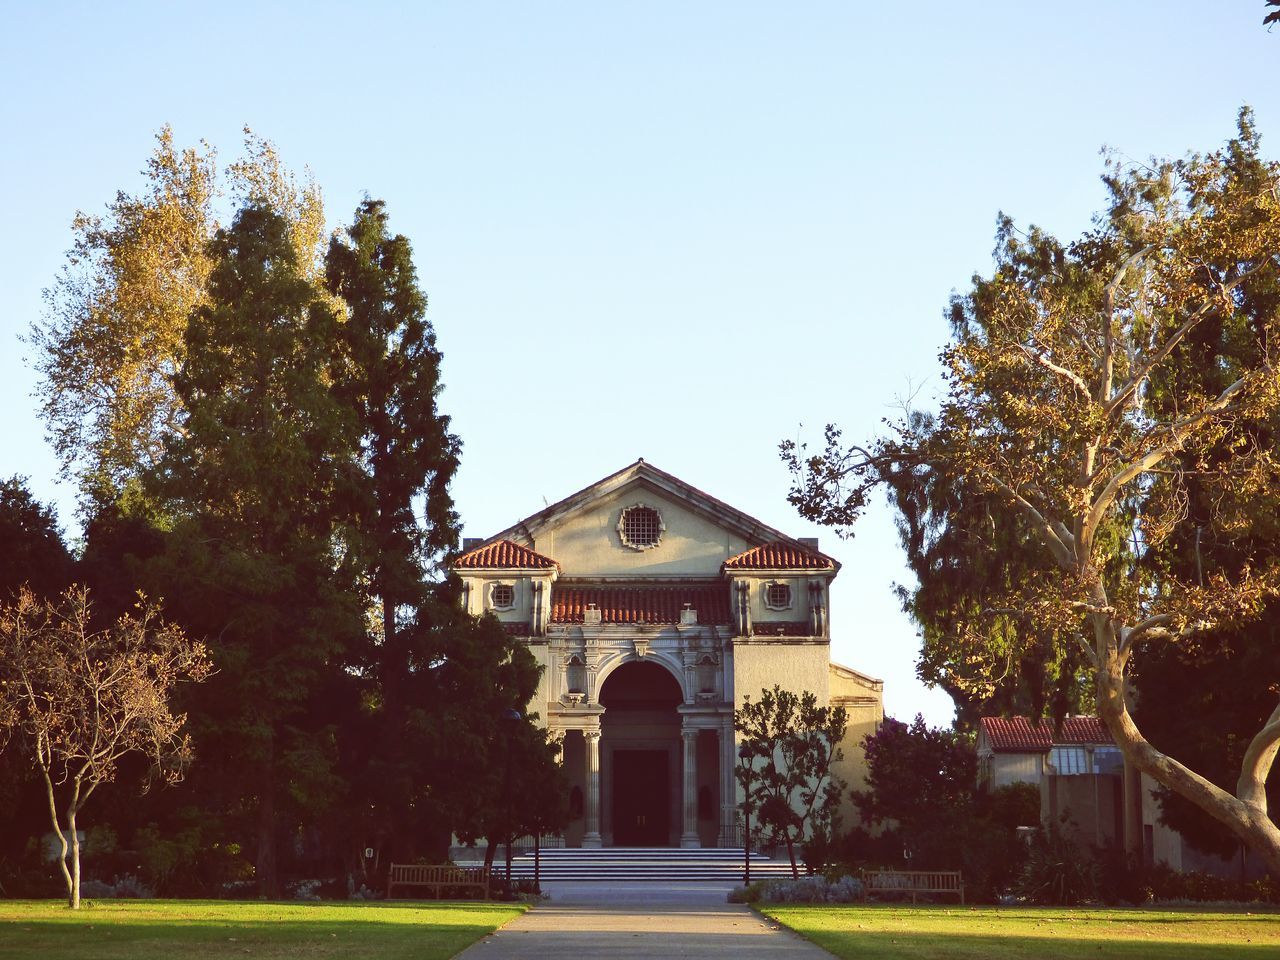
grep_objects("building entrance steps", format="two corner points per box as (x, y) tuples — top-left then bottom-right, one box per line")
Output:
(454, 846), (800, 882)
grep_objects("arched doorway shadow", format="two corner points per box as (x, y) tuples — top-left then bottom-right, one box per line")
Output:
(600, 660), (682, 846)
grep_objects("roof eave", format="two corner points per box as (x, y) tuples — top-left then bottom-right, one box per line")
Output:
(454, 566), (560, 577)
(724, 563), (841, 577)
(487, 459), (805, 549)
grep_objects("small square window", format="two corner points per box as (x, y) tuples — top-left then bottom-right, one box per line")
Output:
(765, 582), (792, 609)
(491, 583), (515, 609)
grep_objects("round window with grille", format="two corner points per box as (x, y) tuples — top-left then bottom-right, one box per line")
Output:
(491, 583), (515, 609)
(617, 504), (664, 550)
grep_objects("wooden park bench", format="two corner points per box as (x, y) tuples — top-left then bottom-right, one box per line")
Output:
(861, 868), (964, 904)
(387, 863), (491, 900)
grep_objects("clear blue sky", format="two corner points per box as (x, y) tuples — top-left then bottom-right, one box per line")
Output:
(2, 2), (1278, 727)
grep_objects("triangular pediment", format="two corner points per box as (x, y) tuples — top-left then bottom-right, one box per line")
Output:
(479, 460), (826, 579)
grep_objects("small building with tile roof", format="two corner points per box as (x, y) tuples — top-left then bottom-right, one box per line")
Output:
(977, 716), (1119, 789)
(452, 459), (883, 848)
(974, 715), (1268, 877)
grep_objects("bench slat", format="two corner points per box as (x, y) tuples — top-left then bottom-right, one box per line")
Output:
(861, 869), (964, 904)
(387, 863), (491, 900)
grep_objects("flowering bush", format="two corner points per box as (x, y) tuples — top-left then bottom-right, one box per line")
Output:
(77, 873), (155, 899)
(728, 874), (863, 904)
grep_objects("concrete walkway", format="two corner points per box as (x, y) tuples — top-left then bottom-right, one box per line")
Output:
(455, 881), (834, 959)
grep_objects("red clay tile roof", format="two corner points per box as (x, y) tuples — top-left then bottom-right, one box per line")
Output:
(723, 540), (835, 571)
(980, 716), (1114, 753)
(454, 539), (559, 570)
(551, 583), (731, 625)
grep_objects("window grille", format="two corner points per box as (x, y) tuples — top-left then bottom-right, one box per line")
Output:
(619, 505), (662, 549)
(491, 583), (514, 609)
(765, 582), (792, 609)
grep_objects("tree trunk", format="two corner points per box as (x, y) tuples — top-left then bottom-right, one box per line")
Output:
(1092, 614), (1280, 876)
(256, 744), (278, 898)
(785, 836), (799, 879)
(40, 769), (74, 908)
(68, 803), (81, 910)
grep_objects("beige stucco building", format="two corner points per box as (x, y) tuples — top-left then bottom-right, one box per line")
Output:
(453, 460), (882, 847)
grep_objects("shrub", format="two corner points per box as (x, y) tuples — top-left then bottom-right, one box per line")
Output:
(77, 873), (155, 899)
(734, 874), (864, 904)
(727, 880), (767, 903)
(1016, 823), (1098, 905)
(288, 878), (323, 901)
(1095, 846), (1280, 907)
(111, 873), (154, 898)
(802, 826), (834, 876)
(959, 815), (1030, 903)
(78, 879), (116, 899)
(1096, 846), (1149, 906)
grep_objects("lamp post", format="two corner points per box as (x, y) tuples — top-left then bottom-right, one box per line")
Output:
(737, 742), (755, 886)
(500, 708), (522, 897)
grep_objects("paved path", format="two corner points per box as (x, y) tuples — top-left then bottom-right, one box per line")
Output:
(455, 881), (834, 959)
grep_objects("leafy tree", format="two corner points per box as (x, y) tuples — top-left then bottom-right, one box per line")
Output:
(0, 483), (76, 897)
(0, 477), (73, 602)
(31, 127), (327, 512)
(31, 128), (215, 509)
(150, 203), (364, 895)
(228, 128), (329, 283)
(0, 586), (210, 908)
(784, 111), (1280, 871)
(330, 604), (548, 869)
(852, 715), (976, 848)
(736, 685), (847, 878)
(888, 464), (1094, 729)
(850, 714), (1036, 898)
(1135, 626), (1280, 860)
(464, 712), (570, 878)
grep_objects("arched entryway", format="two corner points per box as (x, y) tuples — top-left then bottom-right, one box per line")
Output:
(600, 660), (681, 846)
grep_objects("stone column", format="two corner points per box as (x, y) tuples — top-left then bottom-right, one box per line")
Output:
(720, 717), (738, 847)
(681, 728), (701, 848)
(582, 729), (602, 848)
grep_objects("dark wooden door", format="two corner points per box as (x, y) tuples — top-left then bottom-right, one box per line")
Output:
(612, 750), (669, 845)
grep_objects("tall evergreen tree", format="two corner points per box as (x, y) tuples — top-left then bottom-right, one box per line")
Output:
(323, 199), (457, 865)
(323, 201), (566, 867)
(324, 198), (461, 685)
(152, 203), (363, 895)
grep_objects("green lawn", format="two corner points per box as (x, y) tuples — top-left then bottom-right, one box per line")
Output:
(760, 904), (1280, 959)
(0, 899), (527, 960)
